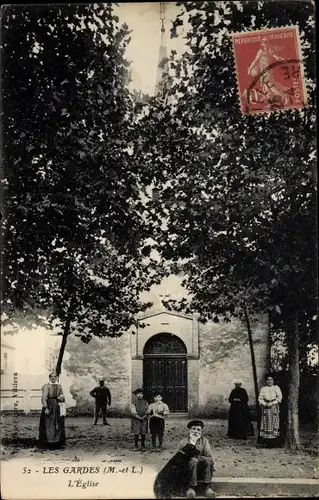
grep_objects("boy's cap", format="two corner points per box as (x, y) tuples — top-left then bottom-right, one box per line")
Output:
(133, 388), (144, 395)
(187, 420), (204, 429)
(153, 391), (163, 397)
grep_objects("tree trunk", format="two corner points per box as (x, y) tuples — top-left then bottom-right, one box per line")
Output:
(243, 303), (260, 425)
(285, 312), (300, 450)
(55, 312), (72, 376)
(55, 263), (75, 376)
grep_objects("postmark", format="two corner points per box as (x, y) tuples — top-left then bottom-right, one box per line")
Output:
(231, 27), (307, 115)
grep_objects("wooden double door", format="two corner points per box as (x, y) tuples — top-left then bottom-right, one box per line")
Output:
(143, 356), (188, 412)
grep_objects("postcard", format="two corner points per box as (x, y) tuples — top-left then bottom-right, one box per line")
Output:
(1, 1), (317, 499)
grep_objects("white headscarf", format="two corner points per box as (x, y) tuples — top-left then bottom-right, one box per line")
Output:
(233, 379), (242, 385)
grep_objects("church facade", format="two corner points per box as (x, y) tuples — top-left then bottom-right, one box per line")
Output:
(131, 310), (269, 417)
(62, 277), (270, 418)
(0, 279), (270, 417)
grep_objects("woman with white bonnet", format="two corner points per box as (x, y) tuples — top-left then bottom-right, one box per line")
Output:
(38, 372), (66, 449)
(227, 379), (253, 440)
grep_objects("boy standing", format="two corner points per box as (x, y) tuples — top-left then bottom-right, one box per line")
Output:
(148, 392), (169, 452)
(131, 388), (149, 451)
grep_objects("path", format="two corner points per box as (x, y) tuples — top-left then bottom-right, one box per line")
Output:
(1, 416), (318, 498)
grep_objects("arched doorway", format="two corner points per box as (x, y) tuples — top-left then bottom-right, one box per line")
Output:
(143, 332), (188, 412)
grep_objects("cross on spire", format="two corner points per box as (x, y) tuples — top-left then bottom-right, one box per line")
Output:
(160, 2), (166, 36)
(155, 2), (168, 95)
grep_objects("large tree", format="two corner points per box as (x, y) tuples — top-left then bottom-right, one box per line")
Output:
(1, 3), (158, 373)
(140, 0), (316, 449)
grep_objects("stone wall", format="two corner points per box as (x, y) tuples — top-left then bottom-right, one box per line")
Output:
(64, 334), (131, 416)
(59, 313), (269, 418)
(197, 316), (269, 418)
(188, 358), (200, 417)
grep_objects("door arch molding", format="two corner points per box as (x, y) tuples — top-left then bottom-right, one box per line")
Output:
(143, 332), (187, 356)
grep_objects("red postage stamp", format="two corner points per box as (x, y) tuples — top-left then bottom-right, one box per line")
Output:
(231, 26), (307, 115)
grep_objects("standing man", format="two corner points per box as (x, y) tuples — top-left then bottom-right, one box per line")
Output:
(90, 379), (111, 425)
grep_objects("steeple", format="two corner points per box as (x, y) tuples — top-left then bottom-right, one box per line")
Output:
(155, 2), (168, 95)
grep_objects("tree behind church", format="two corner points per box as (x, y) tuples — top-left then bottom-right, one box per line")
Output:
(142, 1), (316, 450)
(1, 4), (157, 373)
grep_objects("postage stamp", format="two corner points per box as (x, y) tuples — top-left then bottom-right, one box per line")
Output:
(231, 26), (307, 115)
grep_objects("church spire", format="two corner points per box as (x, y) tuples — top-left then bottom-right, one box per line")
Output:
(155, 2), (168, 95)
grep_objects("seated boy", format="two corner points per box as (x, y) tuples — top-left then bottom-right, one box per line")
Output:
(177, 420), (215, 498)
(148, 392), (169, 452)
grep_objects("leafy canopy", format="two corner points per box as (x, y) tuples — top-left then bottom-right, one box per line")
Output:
(2, 3), (159, 340)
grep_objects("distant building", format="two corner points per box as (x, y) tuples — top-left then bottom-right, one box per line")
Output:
(1, 340), (15, 375)
(1, 329), (75, 413)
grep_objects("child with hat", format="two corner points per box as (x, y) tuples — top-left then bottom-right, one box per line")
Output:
(148, 391), (169, 452)
(131, 388), (149, 451)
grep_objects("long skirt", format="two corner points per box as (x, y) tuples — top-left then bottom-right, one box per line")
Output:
(228, 402), (253, 439)
(39, 400), (66, 449)
(259, 403), (280, 440)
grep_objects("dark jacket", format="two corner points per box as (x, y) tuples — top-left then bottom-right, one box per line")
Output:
(90, 386), (111, 405)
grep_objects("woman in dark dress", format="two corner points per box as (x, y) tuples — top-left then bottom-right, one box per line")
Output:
(227, 380), (253, 439)
(39, 372), (66, 449)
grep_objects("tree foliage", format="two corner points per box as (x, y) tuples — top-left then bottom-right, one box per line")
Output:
(139, 0), (316, 448)
(1, 3), (158, 342)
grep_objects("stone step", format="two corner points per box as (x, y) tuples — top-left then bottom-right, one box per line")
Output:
(170, 413), (189, 418)
(210, 477), (319, 497)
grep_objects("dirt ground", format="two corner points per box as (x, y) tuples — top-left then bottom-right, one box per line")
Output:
(1, 416), (318, 479)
